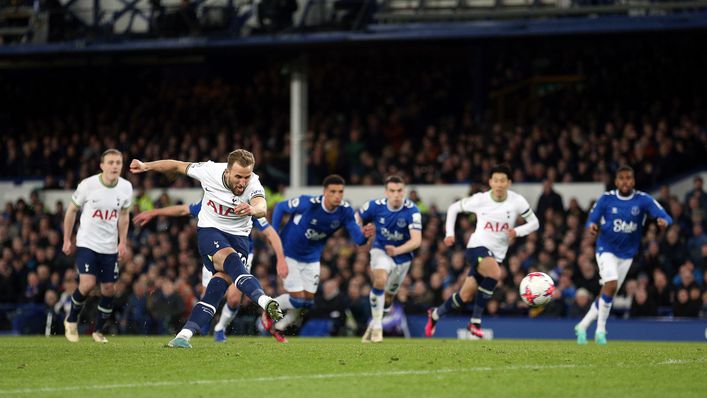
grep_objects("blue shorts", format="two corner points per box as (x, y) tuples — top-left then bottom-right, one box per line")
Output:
(465, 246), (495, 279)
(75, 247), (119, 283)
(197, 227), (250, 275)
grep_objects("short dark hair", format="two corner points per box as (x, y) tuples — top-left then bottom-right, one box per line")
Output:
(384, 175), (404, 186)
(616, 165), (634, 176)
(100, 148), (122, 162)
(227, 149), (255, 169)
(323, 174), (345, 187)
(490, 164), (512, 180)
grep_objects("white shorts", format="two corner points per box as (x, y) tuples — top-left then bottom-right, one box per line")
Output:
(596, 252), (633, 288)
(370, 248), (411, 294)
(283, 257), (320, 294)
(202, 253), (254, 288)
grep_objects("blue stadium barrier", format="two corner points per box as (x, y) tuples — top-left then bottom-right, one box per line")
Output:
(405, 315), (707, 341)
(299, 319), (333, 337)
(0, 304), (46, 335)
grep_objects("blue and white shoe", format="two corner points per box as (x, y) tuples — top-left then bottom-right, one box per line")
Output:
(214, 329), (226, 343)
(574, 325), (587, 345)
(166, 337), (192, 348)
(595, 331), (607, 345)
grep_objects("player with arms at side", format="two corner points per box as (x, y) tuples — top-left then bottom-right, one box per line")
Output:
(426, 164), (540, 338)
(130, 149), (282, 348)
(358, 175), (422, 343)
(265, 175), (375, 342)
(133, 202), (287, 342)
(575, 165), (671, 344)
(63, 149), (133, 343)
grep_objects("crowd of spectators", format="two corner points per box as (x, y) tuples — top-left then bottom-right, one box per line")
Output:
(1, 35), (706, 335)
(2, 37), (706, 191)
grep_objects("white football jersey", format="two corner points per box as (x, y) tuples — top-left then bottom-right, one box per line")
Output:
(72, 174), (133, 254)
(186, 161), (265, 236)
(449, 190), (533, 262)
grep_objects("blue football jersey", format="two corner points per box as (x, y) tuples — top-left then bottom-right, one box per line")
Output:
(188, 202), (268, 253)
(586, 190), (672, 259)
(272, 195), (367, 263)
(359, 198), (422, 264)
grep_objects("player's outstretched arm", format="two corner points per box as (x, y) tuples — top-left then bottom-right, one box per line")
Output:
(513, 209), (540, 238)
(133, 204), (191, 227)
(233, 196), (266, 219)
(645, 195), (673, 229)
(385, 229), (422, 257)
(62, 202), (80, 255)
(118, 207), (130, 260)
(262, 226), (288, 279)
(129, 159), (191, 175)
(271, 199), (296, 231)
(444, 200), (465, 246)
(344, 209), (370, 246)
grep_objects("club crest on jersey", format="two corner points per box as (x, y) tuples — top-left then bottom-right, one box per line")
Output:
(396, 218), (407, 227)
(330, 220), (340, 229)
(631, 206), (640, 216)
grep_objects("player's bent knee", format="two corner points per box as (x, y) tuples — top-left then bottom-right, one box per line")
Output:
(100, 283), (115, 296)
(212, 247), (236, 271)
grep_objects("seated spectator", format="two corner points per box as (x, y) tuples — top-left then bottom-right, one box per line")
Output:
(630, 287), (658, 317)
(568, 288), (593, 318)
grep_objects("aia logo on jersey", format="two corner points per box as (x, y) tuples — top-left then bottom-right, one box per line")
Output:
(484, 221), (510, 232)
(92, 209), (118, 221)
(205, 199), (237, 217)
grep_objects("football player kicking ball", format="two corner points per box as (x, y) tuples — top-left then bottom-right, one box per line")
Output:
(133, 202), (287, 342)
(426, 164), (539, 338)
(358, 175), (422, 343)
(574, 165), (671, 345)
(130, 149), (283, 348)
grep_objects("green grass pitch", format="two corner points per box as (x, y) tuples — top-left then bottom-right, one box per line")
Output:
(0, 337), (704, 398)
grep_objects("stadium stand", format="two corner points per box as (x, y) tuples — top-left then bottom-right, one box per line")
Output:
(0, 4), (705, 336)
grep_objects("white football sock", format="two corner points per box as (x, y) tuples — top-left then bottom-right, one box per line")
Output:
(431, 308), (440, 321)
(176, 329), (193, 340)
(369, 289), (385, 329)
(577, 299), (599, 330)
(276, 294), (295, 311)
(214, 304), (237, 332)
(274, 308), (301, 331)
(596, 296), (613, 334)
(257, 295), (273, 310)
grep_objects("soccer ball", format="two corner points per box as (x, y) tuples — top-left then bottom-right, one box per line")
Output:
(519, 272), (555, 307)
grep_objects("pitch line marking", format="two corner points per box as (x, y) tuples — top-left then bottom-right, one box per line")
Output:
(0, 360), (699, 395)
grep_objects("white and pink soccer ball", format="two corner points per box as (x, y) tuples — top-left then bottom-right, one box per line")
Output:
(519, 272), (555, 307)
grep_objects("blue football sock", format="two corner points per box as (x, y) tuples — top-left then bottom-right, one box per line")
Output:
(471, 277), (498, 324)
(222, 252), (266, 304)
(95, 296), (114, 332)
(67, 290), (86, 323)
(436, 292), (465, 318)
(184, 276), (229, 334)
